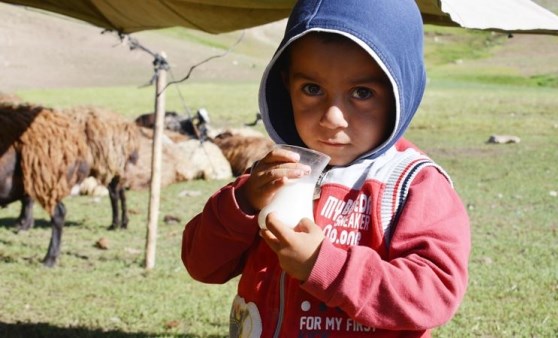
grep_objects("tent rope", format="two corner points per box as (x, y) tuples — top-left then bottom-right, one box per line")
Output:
(168, 70), (193, 117)
(111, 30), (245, 118)
(109, 29), (242, 176)
(162, 30), (245, 92)
(164, 30), (245, 117)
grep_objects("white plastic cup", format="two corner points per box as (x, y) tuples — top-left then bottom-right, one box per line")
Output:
(257, 145), (330, 229)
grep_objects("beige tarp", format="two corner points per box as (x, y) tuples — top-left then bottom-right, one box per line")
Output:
(1, 0), (558, 34)
(430, 0), (558, 34)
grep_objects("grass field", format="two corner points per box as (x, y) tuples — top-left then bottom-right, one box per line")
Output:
(1, 17), (558, 337)
(1, 79), (557, 337)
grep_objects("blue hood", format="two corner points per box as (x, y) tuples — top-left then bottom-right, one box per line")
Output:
(258, 0), (426, 160)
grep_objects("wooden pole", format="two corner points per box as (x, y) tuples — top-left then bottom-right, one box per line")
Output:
(145, 52), (167, 270)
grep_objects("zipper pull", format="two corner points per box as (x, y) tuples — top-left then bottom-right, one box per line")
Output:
(313, 170), (327, 200)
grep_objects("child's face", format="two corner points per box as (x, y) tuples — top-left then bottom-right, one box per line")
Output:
(284, 34), (395, 166)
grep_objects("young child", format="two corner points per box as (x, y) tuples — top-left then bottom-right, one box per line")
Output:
(182, 0), (471, 337)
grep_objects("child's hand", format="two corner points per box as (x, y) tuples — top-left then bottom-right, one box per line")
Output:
(236, 147), (310, 213)
(260, 212), (324, 281)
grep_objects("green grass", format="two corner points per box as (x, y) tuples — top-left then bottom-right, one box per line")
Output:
(18, 82), (264, 132)
(408, 83), (558, 337)
(2, 80), (557, 337)
(1, 178), (237, 337)
(430, 73), (558, 88)
(424, 26), (508, 66)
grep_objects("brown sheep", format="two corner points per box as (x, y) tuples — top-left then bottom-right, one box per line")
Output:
(63, 105), (140, 229)
(0, 103), (90, 267)
(1, 102), (140, 266)
(212, 130), (275, 176)
(18, 105), (140, 231)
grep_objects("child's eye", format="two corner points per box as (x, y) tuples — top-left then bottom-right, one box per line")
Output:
(352, 87), (373, 99)
(302, 84), (322, 96)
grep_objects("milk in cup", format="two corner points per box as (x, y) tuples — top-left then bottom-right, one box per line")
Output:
(258, 145), (330, 229)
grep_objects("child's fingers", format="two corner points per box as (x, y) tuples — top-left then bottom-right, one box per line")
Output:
(259, 229), (279, 250)
(267, 147), (301, 163)
(252, 164), (310, 193)
(264, 212), (294, 244)
(258, 147), (310, 173)
(253, 153), (310, 181)
(268, 164), (310, 180)
(293, 217), (318, 233)
(255, 148), (298, 169)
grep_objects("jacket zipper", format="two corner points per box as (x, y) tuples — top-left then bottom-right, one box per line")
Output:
(272, 271), (287, 338)
(313, 169), (328, 200)
(273, 169), (328, 337)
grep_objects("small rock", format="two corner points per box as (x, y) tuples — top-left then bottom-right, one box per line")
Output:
(178, 190), (202, 197)
(482, 256), (493, 265)
(70, 184), (81, 196)
(486, 135), (520, 144)
(92, 185), (109, 197)
(163, 214), (181, 224)
(125, 247), (141, 255)
(164, 320), (180, 329)
(110, 316), (121, 323)
(95, 237), (109, 250)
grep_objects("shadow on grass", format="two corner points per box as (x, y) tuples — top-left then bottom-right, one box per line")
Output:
(0, 217), (81, 230)
(0, 322), (227, 338)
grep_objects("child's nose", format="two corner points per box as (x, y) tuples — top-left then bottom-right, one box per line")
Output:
(320, 104), (349, 129)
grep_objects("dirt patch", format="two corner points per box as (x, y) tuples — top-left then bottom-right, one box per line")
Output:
(0, 3), (282, 92)
(467, 33), (558, 76)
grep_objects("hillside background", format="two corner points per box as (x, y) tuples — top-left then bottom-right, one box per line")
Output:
(1, 1), (557, 93)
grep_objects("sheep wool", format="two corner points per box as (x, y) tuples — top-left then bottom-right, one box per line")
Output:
(1, 103), (90, 214)
(63, 105), (140, 187)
